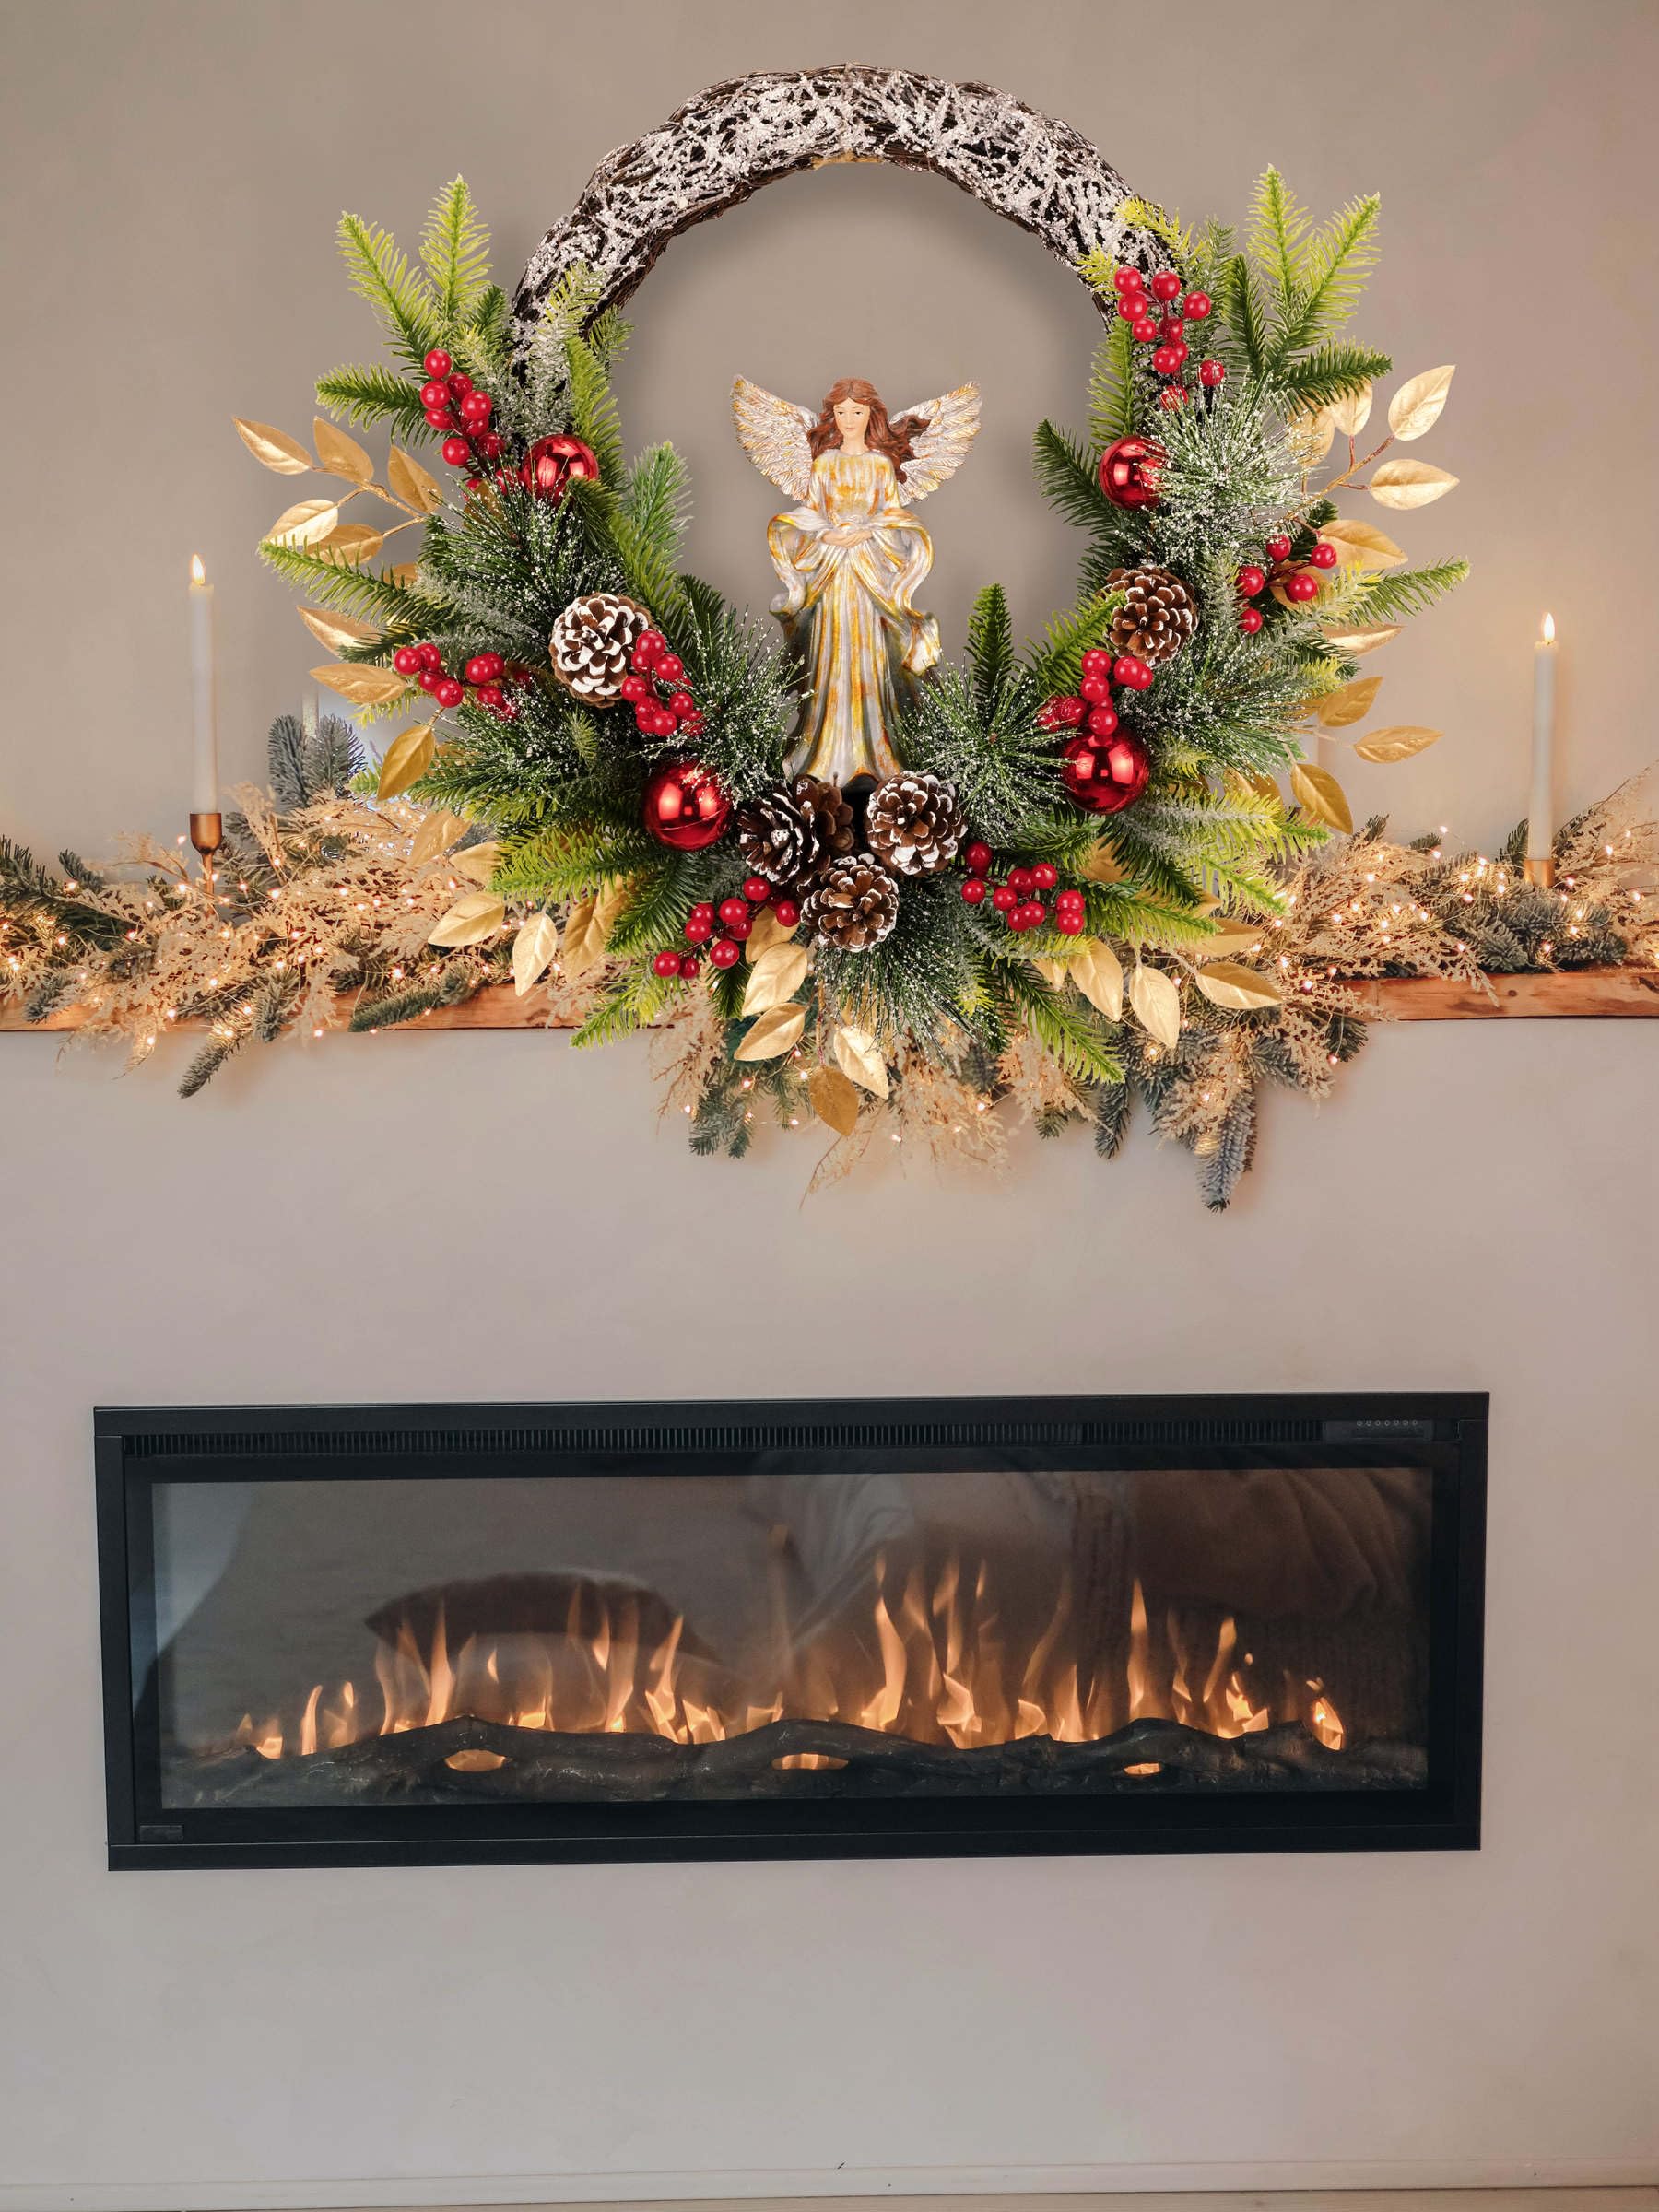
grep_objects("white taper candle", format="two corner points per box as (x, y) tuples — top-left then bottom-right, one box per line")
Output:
(1527, 612), (1556, 862)
(188, 554), (218, 813)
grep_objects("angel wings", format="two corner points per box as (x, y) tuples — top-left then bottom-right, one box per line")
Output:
(731, 376), (981, 505)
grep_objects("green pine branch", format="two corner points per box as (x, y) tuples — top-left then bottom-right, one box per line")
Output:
(1349, 559), (1471, 622)
(1087, 319), (1138, 449)
(420, 177), (490, 324)
(1272, 194), (1381, 360)
(1247, 169), (1312, 311)
(1031, 419), (1122, 535)
(966, 583), (1014, 720)
(337, 212), (442, 371)
(315, 364), (430, 436)
(1271, 340), (1393, 411)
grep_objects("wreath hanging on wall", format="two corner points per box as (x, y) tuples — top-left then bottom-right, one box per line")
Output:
(5, 70), (1653, 1203)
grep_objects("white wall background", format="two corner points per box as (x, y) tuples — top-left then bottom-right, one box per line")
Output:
(2, 3), (1656, 2206)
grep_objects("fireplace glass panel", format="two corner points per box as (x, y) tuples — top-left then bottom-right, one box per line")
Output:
(147, 1459), (1434, 1810)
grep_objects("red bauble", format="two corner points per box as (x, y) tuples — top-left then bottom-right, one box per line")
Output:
(1265, 534), (1292, 563)
(1150, 270), (1182, 302)
(1240, 605), (1265, 634)
(1060, 729), (1152, 815)
(523, 433), (600, 501)
(1237, 564), (1267, 598)
(960, 877), (987, 904)
(653, 949), (684, 978)
(773, 898), (799, 926)
(964, 841), (993, 876)
(1097, 436), (1166, 511)
(1310, 539), (1339, 570)
(642, 759), (731, 851)
(1199, 359), (1226, 388)
(1285, 568), (1322, 603)
(423, 349), (452, 378)
(1182, 291), (1213, 321)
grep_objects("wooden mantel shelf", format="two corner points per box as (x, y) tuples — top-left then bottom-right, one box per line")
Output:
(2, 966), (1656, 1037)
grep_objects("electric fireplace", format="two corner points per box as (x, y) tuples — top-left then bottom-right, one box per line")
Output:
(97, 1394), (1485, 1867)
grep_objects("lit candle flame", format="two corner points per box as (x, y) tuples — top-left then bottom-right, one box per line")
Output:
(190, 554), (206, 585)
(1540, 610), (1556, 644)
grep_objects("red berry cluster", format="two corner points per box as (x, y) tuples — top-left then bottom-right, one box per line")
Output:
(391, 640), (522, 720)
(1235, 531), (1340, 632)
(619, 629), (702, 740)
(1037, 644), (1155, 747)
(959, 843), (1084, 935)
(1112, 266), (1224, 410)
(419, 349), (505, 478)
(655, 876), (801, 981)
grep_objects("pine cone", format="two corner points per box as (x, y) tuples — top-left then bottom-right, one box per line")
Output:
(802, 854), (900, 951)
(1105, 566), (1195, 665)
(735, 774), (855, 889)
(548, 593), (652, 704)
(864, 771), (967, 877)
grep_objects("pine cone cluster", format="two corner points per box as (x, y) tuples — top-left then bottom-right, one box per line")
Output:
(548, 593), (652, 704)
(1105, 566), (1195, 665)
(801, 856), (901, 951)
(735, 775), (855, 888)
(864, 771), (966, 877)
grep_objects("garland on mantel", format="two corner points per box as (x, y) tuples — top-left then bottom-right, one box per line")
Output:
(3, 74), (1656, 1206)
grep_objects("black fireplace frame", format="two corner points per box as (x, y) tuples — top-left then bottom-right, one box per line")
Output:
(96, 1393), (1486, 1869)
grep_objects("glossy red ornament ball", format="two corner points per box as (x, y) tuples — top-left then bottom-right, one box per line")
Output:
(678, 953), (702, 979)
(523, 432), (599, 501)
(1285, 568), (1322, 603)
(1240, 605), (1265, 635)
(642, 759), (732, 851)
(653, 949), (684, 978)
(1060, 729), (1152, 815)
(1183, 291), (1213, 321)
(1199, 359), (1226, 388)
(1113, 653), (1154, 690)
(1310, 539), (1339, 569)
(991, 884), (1018, 912)
(960, 877), (987, 905)
(441, 435), (471, 467)
(432, 677), (465, 709)
(773, 898), (799, 927)
(964, 841), (993, 876)
(1237, 564), (1267, 598)
(1032, 861), (1059, 889)
(423, 349), (452, 378)
(1150, 270), (1183, 302)
(1097, 436), (1166, 511)
(718, 896), (749, 929)
(1056, 908), (1087, 935)
(709, 937), (740, 969)
(743, 876), (771, 903)
(1087, 702), (1120, 739)
(1131, 316), (1159, 344)
(1112, 266), (1145, 295)
(1265, 534), (1292, 563)
(392, 645), (422, 677)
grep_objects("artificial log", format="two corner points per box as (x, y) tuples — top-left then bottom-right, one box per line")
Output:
(171, 1713), (1427, 1810)
(511, 65), (1156, 339)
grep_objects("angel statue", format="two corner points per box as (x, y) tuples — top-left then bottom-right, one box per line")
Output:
(733, 375), (981, 788)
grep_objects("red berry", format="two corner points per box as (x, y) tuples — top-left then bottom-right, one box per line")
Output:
(653, 949), (684, 978)
(1054, 695), (1087, 728)
(1032, 862), (1058, 889)
(960, 877), (987, 905)
(634, 702), (658, 733)
(1183, 291), (1213, 321)
(619, 673), (649, 703)
(417, 670), (439, 694)
(678, 954), (702, 979)
(392, 645), (422, 676)
(991, 884), (1018, 912)
(1079, 673), (1112, 705)
(1151, 345), (1182, 376)
(424, 407), (457, 431)
(1240, 605), (1265, 635)
(459, 391), (492, 424)
(684, 914), (713, 944)
(688, 901), (715, 924)
(666, 689), (697, 721)
(1056, 909), (1086, 935)
(1150, 270), (1183, 302)
(1112, 266), (1145, 296)
(1008, 866), (1035, 894)
(653, 653), (685, 685)
(446, 371), (473, 398)
(433, 677), (464, 709)
(477, 684), (505, 712)
(1132, 316), (1159, 344)
(1055, 888), (1086, 912)
(1080, 647), (1112, 679)
(1006, 905), (1032, 932)
(1237, 564), (1267, 598)
(1159, 316), (1184, 342)
(495, 470), (519, 495)
(1199, 359), (1226, 388)
(441, 435), (471, 467)
(476, 652), (504, 681)
(718, 897), (749, 929)
(1113, 654), (1154, 690)
(420, 380), (450, 410)
(1117, 293), (1145, 322)
(709, 937), (740, 969)
(1087, 702), (1120, 738)
(1159, 387), (1187, 412)
(1265, 534), (1292, 563)
(724, 909), (752, 941)
(1037, 696), (1068, 731)
(773, 898), (799, 927)
(417, 643), (443, 673)
(964, 841), (993, 876)
(464, 655), (495, 686)
(424, 349), (452, 378)
(635, 630), (666, 665)
(740, 877), (770, 904)
(678, 710), (705, 737)
(1286, 568), (1322, 603)
(1019, 900), (1048, 928)
(1310, 539), (1339, 570)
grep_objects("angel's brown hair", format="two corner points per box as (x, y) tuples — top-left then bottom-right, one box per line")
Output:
(807, 378), (926, 472)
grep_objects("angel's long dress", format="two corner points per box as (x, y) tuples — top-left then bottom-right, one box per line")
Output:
(768, 450), (940, 786)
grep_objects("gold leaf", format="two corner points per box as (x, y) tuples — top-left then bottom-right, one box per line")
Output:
(1327, 383), (1372, 438)
(1369, 458), (1459, 509)
(1318, 518), (1406, 570)
(1322, 623), (1402, 657)
(311, 662), (408, 707)
(1352, 724), (1443, 765)
(741, 940), (812, 1016)
(735, 1004), (807, 1062)
(1194, 959), (1285, 1011)
(1069, 937), (1124, 1021)
(388, 445), (446, 514)
(1032, 957), (1069, 991)
(312, 416), (372, 486)
(832, 1023), (889, 1098)
(298, 605), (380, 654)
(268, 498), (340, 548)
(744, 903), (799, 962)
(1129, 963), (1182, 1051)
(1289, 760), (1355, 833)
(1286, 406), (1335, 462)
(375, 721), (435, 800)
(594, 880), (632, 939)
(314, 522), (384, 565)
(559, 889), (623, 978)
(1317, 676), (1383, 730)
(808, 1065), (861, 1138)
(387, 563), (421, 591)
(407, 809), (468, 865)
(512, 911), (559, 996)
(427, 891), (504, 947)
(233, 418), (312, 475)
(450, 841), (500, 886)
(1246, 772), (1282, 806)
(1387, 364), (1455, 441)
(1194, 922), (1268, 961)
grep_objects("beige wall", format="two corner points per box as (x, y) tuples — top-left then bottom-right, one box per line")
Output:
(2, 3), (1656, 2205)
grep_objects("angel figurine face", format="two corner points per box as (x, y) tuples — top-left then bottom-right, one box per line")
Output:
(734, 373), (982, 787)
